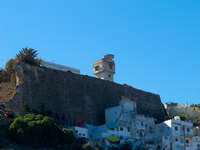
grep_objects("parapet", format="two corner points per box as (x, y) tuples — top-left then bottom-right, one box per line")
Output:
(103, 54), (114, 61)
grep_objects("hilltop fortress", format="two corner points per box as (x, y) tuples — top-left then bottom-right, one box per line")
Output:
(0, 55), (168, 125)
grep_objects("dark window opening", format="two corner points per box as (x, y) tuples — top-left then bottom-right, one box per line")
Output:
(95, 66), (100, 71)
(186, 139), (189, 144)
(109, 64), (113, 69)
(175, 126), (178, 131)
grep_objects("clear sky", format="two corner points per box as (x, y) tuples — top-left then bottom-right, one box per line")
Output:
(0, 1), (200, 105)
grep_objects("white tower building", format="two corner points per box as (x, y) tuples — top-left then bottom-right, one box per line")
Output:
(93, 54), (115, 81)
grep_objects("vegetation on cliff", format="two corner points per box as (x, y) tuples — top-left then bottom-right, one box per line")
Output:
(4, 48), (40, 75)
(15, 48), (40, 65)
(9, 114), (74, 147)
(167, 104), (200, 126)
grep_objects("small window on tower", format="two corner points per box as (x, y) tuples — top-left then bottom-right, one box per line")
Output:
(108, 74), (111, 78)
(95, 66), (100, 71)
(109, 64), (113, 69)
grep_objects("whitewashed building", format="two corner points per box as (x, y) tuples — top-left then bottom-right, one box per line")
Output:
(105, 96), (155, 142)
(152, 116), (195, 150)
(191, 136), (200, 150)
(40, 60), (80, 74)
(132, 115), (155, 140)
(73, 126), (88, 138)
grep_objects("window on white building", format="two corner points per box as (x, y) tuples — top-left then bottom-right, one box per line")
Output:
(175, 126), (178, 131)
(197, 144), (200, 150)
(139, 132), (144, 137)
(120, 127), (123, 131)
(187, 128), (190, 132)
(186, 139), (189, 143)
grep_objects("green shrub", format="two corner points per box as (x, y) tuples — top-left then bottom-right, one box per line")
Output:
(5, 59), (16, 74)
(177, 114), (187, 121)
(193, 118), (200, 126)
(9, 113), (75, 147)
(82, 143), (97, 150)
(106, 136), (119, 143)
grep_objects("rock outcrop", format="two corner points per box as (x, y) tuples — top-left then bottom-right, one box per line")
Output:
(0, 63), (168, 125)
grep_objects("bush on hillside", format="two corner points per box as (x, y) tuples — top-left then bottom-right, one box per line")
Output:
(9, 114), (75, 147)
(106, 135), (119, 144)
(82, 143), (97, 150)
(5, 59), (16, 74)
(177, 114), (188, 121)
(193, 118), (200, 126)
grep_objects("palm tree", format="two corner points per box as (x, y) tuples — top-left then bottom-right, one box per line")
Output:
(16, 48), (39, 65)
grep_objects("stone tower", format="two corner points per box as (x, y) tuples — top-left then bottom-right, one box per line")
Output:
(93, 54), (115, 81)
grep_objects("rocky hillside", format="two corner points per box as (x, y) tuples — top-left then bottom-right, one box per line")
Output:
(0, 63), (168, 125)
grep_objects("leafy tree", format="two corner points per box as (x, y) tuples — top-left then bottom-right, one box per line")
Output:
(177, 114), (187, 121)
(15, 48), (39, 65)
(9, 114), (75, 147)
(191, 104), (200, 108)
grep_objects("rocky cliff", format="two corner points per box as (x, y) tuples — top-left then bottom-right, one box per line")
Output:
(0, 63), (168, 125)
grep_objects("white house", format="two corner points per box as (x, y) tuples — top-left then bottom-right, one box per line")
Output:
(73, 126), (88, 138)
(105, 96), (155, 142)
(152, 116), (194, 150)
(191, 136), (200, 150)
(132, 115), (155, 140)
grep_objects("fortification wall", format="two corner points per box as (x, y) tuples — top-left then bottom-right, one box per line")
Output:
(2, 63), (168, 125)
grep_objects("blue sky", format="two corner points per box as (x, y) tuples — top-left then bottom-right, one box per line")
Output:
(0, 1), (200, 105)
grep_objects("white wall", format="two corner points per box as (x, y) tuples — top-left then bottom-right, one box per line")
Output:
(120, 98), (136, 113)
(108, 127), (131, 138)
(74, 126), (88, 138)
(105, 106), (121, 127)
(41, 60), (80, 74)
